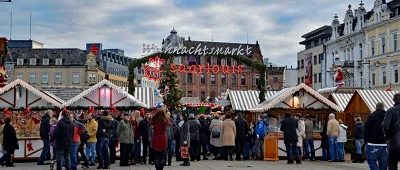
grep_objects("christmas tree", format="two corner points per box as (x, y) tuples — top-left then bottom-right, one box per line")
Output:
(159, 58), (183, 111)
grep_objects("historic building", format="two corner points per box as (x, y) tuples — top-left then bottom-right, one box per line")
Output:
(160, 29), (264, 101)
(266, 66), (285, 90)
(322, 0), (400, 89)
(297, 26), (331, 90)
(6, 40), (132, 100)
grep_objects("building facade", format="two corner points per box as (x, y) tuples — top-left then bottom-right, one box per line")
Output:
(297, 26), (331, 90)
(160, 29), (264, 101)
(266, 66), (285, 90)
(283, 65), (297, 88)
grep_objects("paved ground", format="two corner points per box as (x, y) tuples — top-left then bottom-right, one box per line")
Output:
(6, 160), (369, 170)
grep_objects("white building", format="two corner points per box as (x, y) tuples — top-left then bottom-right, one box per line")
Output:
(283, 66), (297, 88)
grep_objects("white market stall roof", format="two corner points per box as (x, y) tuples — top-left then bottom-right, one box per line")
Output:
(134, 87), (156, 109)
(0, 79), (63, 108)
(329, 93), (353, 111)
(249, 83), (341, 112)
(227, 89), (278, 111)
(64, 80), (146, 108)
(345, 90), (399, 112)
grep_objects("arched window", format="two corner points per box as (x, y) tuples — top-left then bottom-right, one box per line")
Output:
(241, 75), (246, 86)
(210, 74), (216, 85)
(231, 75), (237, 86)
(253, 75), (260, 86)
(221, 75), (226, 85)
(359, 44), (363, 59)
(200, 74), (206, 85)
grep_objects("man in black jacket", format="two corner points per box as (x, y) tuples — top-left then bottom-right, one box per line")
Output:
(38, 110), (52, 165)
(188, 113), (201, 161)
(1, 117), (19, 167)
(383, 93), (400, 170)
(96, 111), (112, 169)
(280, 113), (300, 164)
(199, 115), (210, 160)
(52, 111), (73, 170)
(139, 113), (151, 164)
(234, 113), (248, 161)
(364, 102), (388, 170)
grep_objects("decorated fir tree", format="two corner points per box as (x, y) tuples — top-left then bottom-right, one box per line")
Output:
(159, 59), (183, 111)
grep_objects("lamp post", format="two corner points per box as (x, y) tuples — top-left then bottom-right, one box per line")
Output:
(361, 60), (371, 89)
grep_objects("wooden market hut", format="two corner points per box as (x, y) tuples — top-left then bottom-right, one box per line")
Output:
(64, 79), (146, 108)
(344, 89), (398, 130)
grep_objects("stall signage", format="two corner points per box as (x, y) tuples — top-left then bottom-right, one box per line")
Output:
(163, 43), (252, 56)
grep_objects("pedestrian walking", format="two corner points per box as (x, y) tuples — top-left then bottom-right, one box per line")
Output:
(234, 113), (248, 161)
(304, 115), (315, 161)
(255, 115), (268, 160)
(85, 114), (97, 167)
(96, 111), (112, 169)
(38, 110), (52, 165)
(109, 115), (119, 164)
(209, 114), (223, 160)
(131, 113), (141, 165)
(383, 93), (400, 170)
(0, 117), (19, 167)
(166, 113), (176, 166)
(151, 109), (171, 170)
(199, 114), (210, 160)
(281, 114), (301, 164)
(337, 119), (347, 162)
(296, 114), (305, 158)
(117, 113), (134, 166)
(52, 111), (73, 170)
(48, 118), (58, 161)
(221, 113), (236, 161)
(139, 113), (151, 164)
(353, 116), (364, 163)
(365, 102), (388, 170)
(188, 113), (201, 161)
(70, 115), (86, 170)
(327, 113), (339, 162)
(321, 122), (330, 161)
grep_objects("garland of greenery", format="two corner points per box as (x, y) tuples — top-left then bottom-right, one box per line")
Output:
(128, 52), (267, 103)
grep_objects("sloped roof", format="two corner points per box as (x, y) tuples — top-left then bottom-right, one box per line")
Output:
(227, 90), (278, 111)
(330, 93), (353, 111)
(0, 79), (63, 108)
(347, 90), (399, 112)
(64, 79), (146, 107)
(249, 83), (341, 112)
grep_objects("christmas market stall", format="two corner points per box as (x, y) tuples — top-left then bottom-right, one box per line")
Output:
(0, 79), (64, 160)
(249, 83), (341, 159)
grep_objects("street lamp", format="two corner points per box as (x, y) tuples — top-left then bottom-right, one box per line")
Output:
(361, 60), (371, 89)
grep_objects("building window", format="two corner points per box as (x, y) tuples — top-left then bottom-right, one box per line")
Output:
(254, 75), (261, 86)
(55, 72), (62, 84)
(200, 91), (206, 101)
(221, 75), (226, 85)
(360, 72), (363, 85)
(217, 58), (221, 65)
(318, 54), (322, 64)
(42, 72), (48, 84)
(313, 55), (317, 65)
(187, 91), (193, 97)
(17, 73), (22, 80)
(394, 33), (398, 51)
(227, 58), (232, 66)
(301, 59), (304, 68)
(314, 74), (317, 83)
(17, 58), (24, 66)
(55, 58), (63, 65)
(231, 75), (237, 86)
(273, 77), (278, 83)
(42, 58), (49, 66)
(206, 57), (211, 65)
(394, 66), (399, 84)
(319, 73), (322, 83)
(382, 37), (386, 54)
(298, 77), (300, 85)
(200, 74), (206, 85)
(301, 77), (304, 83)
(297, 60), (300, 69)
(359, 44), (363, 59)
(372, 73), (376, 86)
(30, 58), (36, 66)
(89, 73), (96, 83)
(241, 75), (246, 86)
(186, 73), (193, 84)
(382, 67), (386, 85)
(210, 74), (216, 85)
(72, 72), (79, 84)
(29, 73), (36, 84)
(371, 40), (375, 56)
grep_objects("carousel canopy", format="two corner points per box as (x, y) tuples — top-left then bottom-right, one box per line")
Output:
(0, 79), (63, 108)
(64, 79), (146, 108)
(345, 90), (399, 112)
(227, 89), (278, 111)
(249, 83), (341, 112)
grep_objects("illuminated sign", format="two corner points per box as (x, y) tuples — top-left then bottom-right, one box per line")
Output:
(143, 56), (164, 81)
(163, 43), (252, 56)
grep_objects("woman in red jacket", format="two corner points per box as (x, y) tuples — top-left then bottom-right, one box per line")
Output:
(150, 109), (171, 170)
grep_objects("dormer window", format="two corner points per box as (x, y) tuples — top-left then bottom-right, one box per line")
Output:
(17, 59), (24, 66)
(42, 58), (49, 65)
(55, 58), (63, 65)
(30, 58), (37, 66)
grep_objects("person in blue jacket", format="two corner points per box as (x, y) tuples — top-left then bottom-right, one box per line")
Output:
(254, 115), (268, 160)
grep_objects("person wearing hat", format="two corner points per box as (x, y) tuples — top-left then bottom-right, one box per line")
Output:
(365, 102), (388, 170)
(383, 93), (400, 170)
(353, 116), (364, 163)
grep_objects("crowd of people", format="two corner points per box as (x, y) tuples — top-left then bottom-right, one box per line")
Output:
(0, 92), (399, 170)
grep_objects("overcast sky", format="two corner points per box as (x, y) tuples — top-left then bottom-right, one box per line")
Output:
(0, 0), (374, 67)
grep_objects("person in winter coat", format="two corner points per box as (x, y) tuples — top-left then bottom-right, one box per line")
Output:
(166, 114), (176, 166)
(70, 116), (86, 170)
(188, 114), (201, 161)
(281, 114), (300, 164)
(304, 115), (315, 161)
(0, 117), (19, 167)
(234, 113), (248, 161)
(255, 115), (268, 160)
(337, 119), (347, 162)
(199, 115), (210, 160)
(52, 111), (74, 170)
(85, 114), (97, 166)
(96, 111), (112, 169)
(365, 102), (388, 170)
(321, 121), (330, 161)
(221, 113), (236, 161)
(131, 113), (141, 165)
(209, 114), (223, 160)
(139, 113), (152, 164)
(353, 116), (364, 163)
(244, 121), (256, 160)
(296, 115), (305, 158)
(150, 109), (171, 170)
(383, 93), (400, 170)
(48, 118), (58, 158)
(117, 113), (134, 166)
(38, 110), (52, 165)
(109, 115), (119, 165)
(327, 113), (340, 162)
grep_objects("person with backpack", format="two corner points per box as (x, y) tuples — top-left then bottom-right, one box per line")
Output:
(255, 115), (268, 160)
